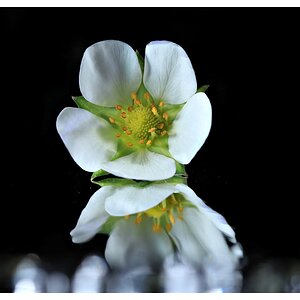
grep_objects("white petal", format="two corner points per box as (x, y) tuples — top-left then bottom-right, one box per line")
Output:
(79, 40), (142, 107)
(105, 218), (173, 270)
(168, 210), (207, 265)
(105, 184), (177, 216)
(143, 41), (197, 104)
(56, 107), (117, 172)
(70, 187), (113, 243)
(101, 150), (176, 180)
(168, 92), (212, 164)
(170, 208), (234, 268)
(175, 184), (236, 242)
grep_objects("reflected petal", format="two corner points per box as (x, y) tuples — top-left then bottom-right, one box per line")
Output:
(105, 218), (173, 270)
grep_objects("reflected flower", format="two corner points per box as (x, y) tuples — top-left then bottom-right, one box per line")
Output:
(70, 183), (241, 271)
(57, 40), (211, 180)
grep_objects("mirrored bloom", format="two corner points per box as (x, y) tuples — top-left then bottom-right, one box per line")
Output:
(70, 183), (242, 271)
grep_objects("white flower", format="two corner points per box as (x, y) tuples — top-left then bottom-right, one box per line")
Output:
(57, 40), (212, 180)
(70, 183), (241, 270)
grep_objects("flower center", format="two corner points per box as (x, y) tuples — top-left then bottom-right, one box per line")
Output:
(124, 193), (184, 233)
(109, 92), (169, 148)
(126, 106), (160, 140)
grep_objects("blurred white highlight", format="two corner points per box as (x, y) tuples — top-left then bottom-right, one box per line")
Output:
(13, 254), (46, 293)
(161, 253), (242, 292)
(46, 272), (70, 292)
(71, 255), (108, 292)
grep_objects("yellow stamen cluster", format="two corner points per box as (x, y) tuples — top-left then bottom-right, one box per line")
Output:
(111, 92), (169, 148)
(124, 193), (184, 234)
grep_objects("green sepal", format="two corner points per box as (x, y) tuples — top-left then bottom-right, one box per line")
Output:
(95, 177), (136, 187)
(128, 177), (187, 189)
(93, 174), (187, 188)
(135, 50), (147, 104)
(91, 169), (109, 184)
(136, 50), (144, 73)
(99, 216), (121, 234)
(175, 162), (187, 177)
(109, 139), (136, 161)
(155, 176), (187, 186)
(72, 96), (119, 123)
(197, 84), (210, 93)
(149, 135), (172, 158)
(164, 103), (185, 123)
(175, 194), (197, 209)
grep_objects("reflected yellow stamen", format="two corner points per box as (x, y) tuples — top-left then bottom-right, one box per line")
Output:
(168, 212), (175, 224)
(146, 206), (165, 218)
(140, 193), (187, 233)
(126, 130), (132, 135)
(146, 140), (152, 146)
(127, 142), (133, 147)
(152, 224), (162, 233)
(139, 139), (144, 144)
(177, 205), (184, 221)
(158, 123), (164, 129)
(128, 106), (133, 112)
(148, 127), (156, 133)
(109, 117), (115, 124)
(121, 112), (127, 118)
(161, 130), (167, 136)
(159, 101), (165, 107)
(135, 213), (143, 224)
(144, 92), (150, 100)
(115, 104), (123, 110)
(171, 194), (177, 204)
(115, 133), (121, 138)
(122, 126), (128, 131)
(163, 112), (168, 120)
(166, 223), (172, 232)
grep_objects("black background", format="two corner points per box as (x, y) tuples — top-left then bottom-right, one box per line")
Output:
(1, 7), (299, 274)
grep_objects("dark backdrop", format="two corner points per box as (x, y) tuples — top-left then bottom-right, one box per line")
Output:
(1, 7), (299, 275)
